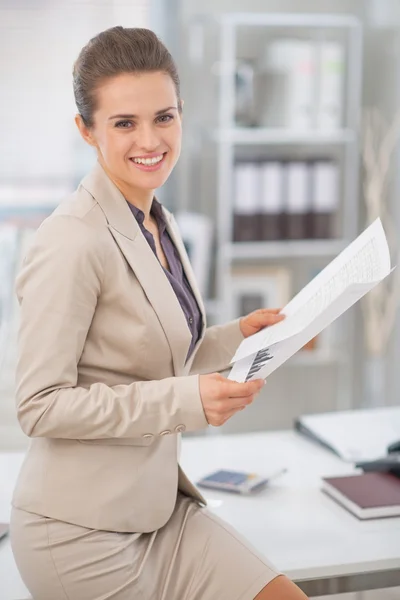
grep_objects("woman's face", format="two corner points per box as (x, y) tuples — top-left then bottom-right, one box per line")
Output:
(78, 71), (182, 199)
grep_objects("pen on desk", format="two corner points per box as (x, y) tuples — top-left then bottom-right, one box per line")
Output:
(266, 467), (287, 483)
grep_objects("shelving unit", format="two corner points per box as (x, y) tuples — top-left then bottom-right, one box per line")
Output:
(213, 128), (356, 145)
(226, 239), (347, 260)
(210, 13), (363, 412)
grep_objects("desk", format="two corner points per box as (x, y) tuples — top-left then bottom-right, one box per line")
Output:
(1, 432), (400, 599)
(180, 431), (400, 597)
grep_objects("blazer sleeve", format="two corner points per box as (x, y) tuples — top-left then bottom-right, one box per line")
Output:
(15, 215), (208, 439)
(188, 320), (245, 376)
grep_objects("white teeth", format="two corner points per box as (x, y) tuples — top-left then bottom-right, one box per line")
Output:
(132, 155), (164, 165)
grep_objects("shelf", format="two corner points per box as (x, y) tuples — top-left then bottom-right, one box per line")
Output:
(214, 128), (356, 146)
(287, 350), (341, 367)
(226, 239), (347, 260)
(221, 12), (361, 29)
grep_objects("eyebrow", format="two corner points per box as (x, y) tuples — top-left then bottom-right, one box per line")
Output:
(109, 106), (178, 120)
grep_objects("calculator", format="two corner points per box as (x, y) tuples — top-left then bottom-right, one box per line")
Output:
(197, 469), (272, 494)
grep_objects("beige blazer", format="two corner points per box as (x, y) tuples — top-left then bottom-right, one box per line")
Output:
(12, 162), (243, 533)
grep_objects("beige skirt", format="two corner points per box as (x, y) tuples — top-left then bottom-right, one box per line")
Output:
(10, 493), (280, 600)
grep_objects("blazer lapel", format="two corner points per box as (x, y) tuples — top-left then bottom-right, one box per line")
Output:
(163, 211), (207, 342)
(80, 162), (192, 375)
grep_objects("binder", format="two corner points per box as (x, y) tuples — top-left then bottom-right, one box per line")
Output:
(311, 160), (339, 239)
(284, 161), (312, 240)
(257, 39), (316, 130)
(259, 161), (285, 240)
(316, 41), (345, 130)
(233, 162), (261, 242)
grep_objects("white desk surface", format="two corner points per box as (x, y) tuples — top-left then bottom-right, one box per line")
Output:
(180, 430), (400, 583)
(1, 431), (400, 599)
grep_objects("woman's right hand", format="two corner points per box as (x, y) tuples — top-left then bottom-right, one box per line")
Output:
(198, 373), (265, 427)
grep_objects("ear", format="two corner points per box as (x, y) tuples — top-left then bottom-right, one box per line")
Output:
(75, 114), (96, 147)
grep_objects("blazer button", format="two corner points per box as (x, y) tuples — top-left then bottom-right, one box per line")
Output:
(175, 424), (186, 433)
(159, 430), (171, 436)
(142, 433), (154, 439)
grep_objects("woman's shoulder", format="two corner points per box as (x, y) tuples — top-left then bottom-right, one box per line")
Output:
(18, 189), (111, 284)
(51, 184), (107, 230)
(37, 186), (109, 249)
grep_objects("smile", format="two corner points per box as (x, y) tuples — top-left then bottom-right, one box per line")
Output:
(129, 153), (166, 171)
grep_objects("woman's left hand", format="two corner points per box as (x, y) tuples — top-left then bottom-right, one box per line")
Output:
(239, 308), (285, 339)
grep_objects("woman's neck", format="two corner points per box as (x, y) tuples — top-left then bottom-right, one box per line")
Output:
(100, 161), (155, 220)
(125, 193), (154, 221)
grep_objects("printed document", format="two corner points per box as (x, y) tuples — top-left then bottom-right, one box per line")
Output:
(229, 218), (393, 382)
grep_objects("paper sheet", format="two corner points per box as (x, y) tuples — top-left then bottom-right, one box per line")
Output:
(229, 218), (393, 382)
(296, 406), (400, 462)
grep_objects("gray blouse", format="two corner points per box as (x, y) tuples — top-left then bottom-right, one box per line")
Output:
(127, 199), (202, 360)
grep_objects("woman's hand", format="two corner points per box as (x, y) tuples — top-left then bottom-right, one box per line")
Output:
(199, 373), (264, 427)
(239, 308), (285, 339)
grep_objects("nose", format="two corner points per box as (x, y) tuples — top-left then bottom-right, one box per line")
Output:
(136, 123), (161, 152)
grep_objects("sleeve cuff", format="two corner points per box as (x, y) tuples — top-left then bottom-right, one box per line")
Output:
(175, 374), (208, 432)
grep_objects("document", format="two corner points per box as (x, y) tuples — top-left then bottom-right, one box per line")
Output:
(296, 406), (400, 462)
(229, 218), (394, 382)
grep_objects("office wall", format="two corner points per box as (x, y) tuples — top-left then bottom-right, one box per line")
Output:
(0, 1), (149, 182)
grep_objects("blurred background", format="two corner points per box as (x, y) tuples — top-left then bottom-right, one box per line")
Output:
(1, 0), (400, 451)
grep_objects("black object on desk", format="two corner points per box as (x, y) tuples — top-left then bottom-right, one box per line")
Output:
(388, 440), (400, 454)
(356, 441), (400, 478)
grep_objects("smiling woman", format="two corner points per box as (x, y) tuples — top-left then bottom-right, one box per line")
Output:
(73, 28), (183, 212)
(9, 25), (307, 600)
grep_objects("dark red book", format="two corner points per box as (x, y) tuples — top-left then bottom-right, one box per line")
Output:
(322, 472), (400, 519)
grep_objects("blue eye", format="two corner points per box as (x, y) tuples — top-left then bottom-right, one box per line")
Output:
(115, 120), (132, 128)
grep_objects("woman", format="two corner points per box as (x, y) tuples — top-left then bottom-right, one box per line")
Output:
(10, 26), (307, 600)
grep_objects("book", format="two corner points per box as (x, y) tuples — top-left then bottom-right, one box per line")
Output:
(295, 407), (400, 462)
(322, 472), (400, 519)
(228, 218), (394, 382)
